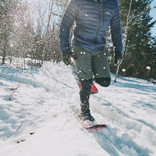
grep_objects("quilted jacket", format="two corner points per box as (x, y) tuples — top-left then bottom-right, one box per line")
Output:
(59, 0), (123, 53)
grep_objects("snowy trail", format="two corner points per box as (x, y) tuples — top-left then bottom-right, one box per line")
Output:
(90, 78), (156, 155)
(0, 62), (156, 156)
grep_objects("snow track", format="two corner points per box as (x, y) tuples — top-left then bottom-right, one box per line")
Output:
(0, 62), (156, 156)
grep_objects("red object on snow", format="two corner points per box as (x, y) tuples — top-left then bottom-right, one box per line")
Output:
(91, 83), (98, 94)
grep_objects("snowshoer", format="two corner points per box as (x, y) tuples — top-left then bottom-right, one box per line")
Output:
(60, 0), (123, 121)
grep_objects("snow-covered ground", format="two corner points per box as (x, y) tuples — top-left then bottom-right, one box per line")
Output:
(0, 62), (156, 156)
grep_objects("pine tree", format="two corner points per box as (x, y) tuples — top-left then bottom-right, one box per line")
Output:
(0, 0), (12, 64)
(117, 0), (156, 79)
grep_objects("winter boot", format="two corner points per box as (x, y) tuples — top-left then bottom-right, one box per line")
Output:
(80, 104), (95, 121)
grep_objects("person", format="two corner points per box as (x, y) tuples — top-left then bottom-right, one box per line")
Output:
(59, 0), (123, 122)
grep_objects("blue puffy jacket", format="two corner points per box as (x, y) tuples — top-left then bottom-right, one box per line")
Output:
(59, 0), (123, 53)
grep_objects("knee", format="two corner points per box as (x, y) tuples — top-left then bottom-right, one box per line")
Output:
(95, 77), (111, 87)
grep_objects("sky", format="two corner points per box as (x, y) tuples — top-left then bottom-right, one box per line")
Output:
(26, 0), (156, 36)
(150, 0), (156, 36)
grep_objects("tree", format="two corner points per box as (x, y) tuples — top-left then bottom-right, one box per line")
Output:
(29, 0), (68, 63)
(10, 1), (35, 57)
(0, 0), (72, 66)
(111, 0), (156, 79)
(0, 0), (12, 64)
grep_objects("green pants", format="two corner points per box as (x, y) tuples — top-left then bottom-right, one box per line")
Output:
(72, 46), (111, 81)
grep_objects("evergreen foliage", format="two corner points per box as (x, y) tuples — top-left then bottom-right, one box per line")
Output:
(0, 0), (155, 81)
(111, 0), (156, 80)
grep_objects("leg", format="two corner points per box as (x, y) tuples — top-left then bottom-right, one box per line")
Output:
(95, 77), (111, 87)
(80, 79), (92, 112)
(72, 65), (98, 94)
(80, 79), (95, 121)
(92, 50), (111, 82)
(72, 46), (93, 81)
(72, 46), (94, 121)
(72, 46), (98, 94)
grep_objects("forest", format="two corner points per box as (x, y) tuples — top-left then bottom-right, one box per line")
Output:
(0, 0), (156, 81)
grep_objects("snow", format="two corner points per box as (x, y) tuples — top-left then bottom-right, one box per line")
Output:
(0, 62), (156, 156)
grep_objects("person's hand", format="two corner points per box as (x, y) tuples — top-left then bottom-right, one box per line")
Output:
(62, 49), (76, 65)
(115, 51), (123, 65)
